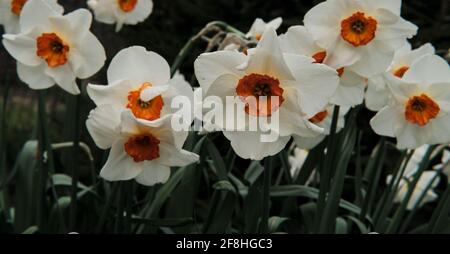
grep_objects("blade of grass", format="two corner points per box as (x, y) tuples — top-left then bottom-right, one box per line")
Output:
(315, 105), (340, 232)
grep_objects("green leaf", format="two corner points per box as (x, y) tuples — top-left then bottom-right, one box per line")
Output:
(335, 217), (348, 234)
(22, 226), (39, 234)
(213, 180), (236, 194)
(244, 161), (264, 184)
(268, 216), (289, 233)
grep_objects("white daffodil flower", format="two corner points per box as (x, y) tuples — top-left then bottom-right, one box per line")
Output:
(366, 43), (435, 111)
(2, 0), (106, 94)
(0, 0), (63, 34)
(370, 55), (450, 149)
(87, 46), (194, 127)
(194, 28), (339, 160)
(86, 108), (199, 186)
(279, 25), (366, 107)
(246, 17), (282, 40)
(293, 105), (350, 149)
(87, 0), (153, 32)
(304, 0), (418, 77)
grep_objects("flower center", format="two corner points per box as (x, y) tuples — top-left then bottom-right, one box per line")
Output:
(393, 66), (409, 78)
(11, 0), (27, 16)
(118, 0), (137, 12)
(309, 110), (328, 124)
(124, 134), (160, 162)
(236, 74), (284, 117)
(36, 33), (69, 68)
(341, 12), (377, 47)
(126, 82), (164, 121)
(405, 94), (440, 126)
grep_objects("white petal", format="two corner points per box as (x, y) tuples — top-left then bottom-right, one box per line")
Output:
(427, 83), (450, 112)
(370, 106), (401, 137)
(303, 0), (343, 50)
(17, 62), (54, 89)
(223, 131), (290, 160)
(20, 0), (62, 33)
(156, 143), (199, 167)
(293, 135), (325, 150)
(396, 123), (432, 149)
(2, 32), (41, 66)
(135, 163), (170, 186)
(279, 25), (322, 56)
(107, 46), (170, 86)
(325, 39), (362, 69)
(87, 79), (134, 107)
(393, 43), (435, 69)
(365, 76), (390, 111)
(100, 139), (143, 181)
(330, 82), (365, 106)
(64, 9), (92, 39)
(246, 28), (295, 81)
(369, 0), (401, 15)
(88, 0), (116, 24)
(69, 32), (106, 79)
(284, 54), (339, 117)
(350, 40), (395, 77)
(194, 50), (246, 92)
(86, 105), (121, 149)
(44, 65), (79, 95)
(427, 114), (450, 145)
(375, 9), (418, 43)
(122, 0), (153, 25)
(403, 54), (450, 85)
(278, 86), (324, 137)
(140, 85), (169, 102)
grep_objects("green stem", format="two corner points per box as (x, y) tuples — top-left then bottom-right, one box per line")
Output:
(315, 105), (340, 232)
(69, 92), (81, 230)
(170, 21), (245, 77)
(259, 156), (273, 234)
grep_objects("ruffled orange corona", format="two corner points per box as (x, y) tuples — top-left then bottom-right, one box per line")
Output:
(236, 74), (284, 116)
(405, 94), (440, 126)
(124, 134), (160, 162)
(127, 82), (164, 121)
(36, 33), (69, 67)
(11, 0), (27, 16)
(309, 111), (328, 124)
(118, 0), (137, 12)
(394, 66), (409, 78)
(341, 12), (377, 47)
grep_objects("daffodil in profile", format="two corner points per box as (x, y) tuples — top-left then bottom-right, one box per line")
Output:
(194, 28), (339, 160)
(279, 25), (366, 106)
(366, 43), (435, 111)
(2, 0), (106, 94)
(246, 17), (282, 41)
(371, 55), (450, 149)
(0, 0), (62, 34)
(87, 46), (194, 126)
(87, 0), (153, 32)
(304, 0), (418, 77)
(86, 108), (199, 186)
